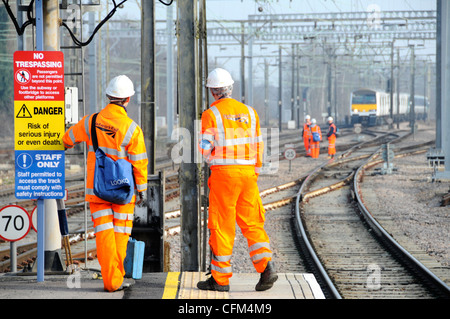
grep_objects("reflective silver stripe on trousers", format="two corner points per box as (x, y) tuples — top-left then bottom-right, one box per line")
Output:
(94, 222), (114, 233)
(114, 211), (131, 220)
(211, 264), (232, 274)
(212, 254), (232, 263)
(251, 252), (273, 263)
(209, 158), (256, 166)
(114, 225), (132, 234)
(248, 242), (271, 254)
(91, 209), (113, 220)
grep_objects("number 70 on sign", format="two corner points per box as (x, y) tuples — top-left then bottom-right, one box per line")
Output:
(0, 205), (31, 242)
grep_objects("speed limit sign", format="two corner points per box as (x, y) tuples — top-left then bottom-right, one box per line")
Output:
(284, 148), (296, 161)
(0, 205), (31, 242)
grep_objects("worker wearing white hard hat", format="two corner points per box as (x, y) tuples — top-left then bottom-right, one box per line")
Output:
(302, 115), (312, 157)
(309, 118), (322, 158)
(197, 68), (277, 292)
(63, 75), (148, 292)
(106, 74), (136, 103)
(327, 116), (337, 159)
(205, 67), (235, 101)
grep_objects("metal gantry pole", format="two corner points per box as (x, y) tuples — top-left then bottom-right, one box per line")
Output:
(278, 46), (282, 132)
(141, 0), (156, 175)
(177, 0), (199, 272)
(409, 45), (416, 133)
(389, 40), (395, 129)
(240, 22), (246, 104)
(436, 0), (442, 150)
(199, 0), (209, 273)
(437, 0), (450, 180)
(166, 4), (174, 141)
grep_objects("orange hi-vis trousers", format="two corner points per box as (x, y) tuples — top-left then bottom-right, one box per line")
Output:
(310, 141), (320, 158)
(208, 166), (273, 286)
(303, 136), (311, 157)
(90, 201), (134, 292)
(328, 135), (336, 156)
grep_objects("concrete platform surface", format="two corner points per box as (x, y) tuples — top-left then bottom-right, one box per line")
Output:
(0, 271), (325, 300)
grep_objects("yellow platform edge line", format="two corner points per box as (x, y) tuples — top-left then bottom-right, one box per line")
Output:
(162, 272), (181, 299)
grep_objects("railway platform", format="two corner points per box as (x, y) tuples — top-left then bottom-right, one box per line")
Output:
(0, 270), (325, 300)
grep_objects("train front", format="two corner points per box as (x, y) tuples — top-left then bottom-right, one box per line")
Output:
(350, 89), (378, 126)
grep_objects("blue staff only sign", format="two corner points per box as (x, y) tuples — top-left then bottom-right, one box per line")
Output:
(14, 51), (65, 199)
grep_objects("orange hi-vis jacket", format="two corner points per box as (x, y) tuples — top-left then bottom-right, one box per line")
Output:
(309, 124), (322, 159)
(199, 98), (264, 173)
(63, 103), (148, 203)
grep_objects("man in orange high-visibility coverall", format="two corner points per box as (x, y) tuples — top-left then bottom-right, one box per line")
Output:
(197, 68), (278, 292)
(309, 118), (322, 159)
(63, 75), (148, 292)
(326, 116), (337, 159)
(302, 115), (312, 157)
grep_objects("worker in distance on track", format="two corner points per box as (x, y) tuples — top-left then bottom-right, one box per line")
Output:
(302, 114), (312, 157)
(326, 116), (337, 159)
(63, 75), (148, 292)
(309, 118), (322, 159)
(197, 68), (278, 292)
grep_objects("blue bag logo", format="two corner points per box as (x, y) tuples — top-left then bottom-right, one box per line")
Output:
(94, 148), (134, 204)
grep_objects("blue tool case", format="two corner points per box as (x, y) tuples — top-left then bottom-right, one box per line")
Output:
(124, 238), (145, 279)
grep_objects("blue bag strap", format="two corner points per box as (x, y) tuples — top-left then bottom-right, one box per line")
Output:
(91, 113), (99, 152)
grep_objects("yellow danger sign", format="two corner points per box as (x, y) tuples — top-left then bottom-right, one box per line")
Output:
(14, 100), (65, 151)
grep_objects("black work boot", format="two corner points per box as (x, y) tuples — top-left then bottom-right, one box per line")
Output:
(255, 261), (278, 291)
(197, 276), (230, 292)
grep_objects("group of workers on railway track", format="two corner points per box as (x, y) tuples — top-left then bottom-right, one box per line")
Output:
(62, 68), (278, 293)
(302, 115), (338, 159)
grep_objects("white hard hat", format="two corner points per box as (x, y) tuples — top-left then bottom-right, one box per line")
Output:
(327, 116), (333, 122)
(305, 115), (311, 120)
(106, 75), (135, 99)
(311, 118), (316, 124)
(206, 68), (234, 88)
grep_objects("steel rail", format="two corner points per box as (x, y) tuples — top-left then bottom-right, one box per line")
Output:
(292, 131), (403, 299)
(354, 151), (450, 298)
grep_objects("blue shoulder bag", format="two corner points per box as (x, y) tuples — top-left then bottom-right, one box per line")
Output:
(91, 113), (135, 204)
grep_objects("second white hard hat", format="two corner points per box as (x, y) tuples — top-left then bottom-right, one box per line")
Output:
(328, 116), (334, 122)
(106, 75), (135, 99)
(206, 68), (234, 88)
(311, 118), (316, 124)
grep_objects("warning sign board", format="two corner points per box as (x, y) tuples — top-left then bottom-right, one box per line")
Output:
(14, 51), (65, 199)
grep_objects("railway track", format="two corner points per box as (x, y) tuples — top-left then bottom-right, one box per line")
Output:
(3, 126), (447, 299)
(293, 131), (450, 298)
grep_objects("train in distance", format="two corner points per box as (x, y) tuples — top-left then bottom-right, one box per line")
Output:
(350, 88), (429, 126)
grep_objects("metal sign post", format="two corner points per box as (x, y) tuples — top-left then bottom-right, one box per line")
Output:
(13, 0), (65, 282)
(35, 0), (44, 284)
(284, 144), (296, 172)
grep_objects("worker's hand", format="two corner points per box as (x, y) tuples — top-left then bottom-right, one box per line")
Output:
(136, 191), (148, 208)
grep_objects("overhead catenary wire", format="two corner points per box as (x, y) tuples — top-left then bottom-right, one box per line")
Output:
(61, 0), (129, 47)
(2, 0), (35, 36)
